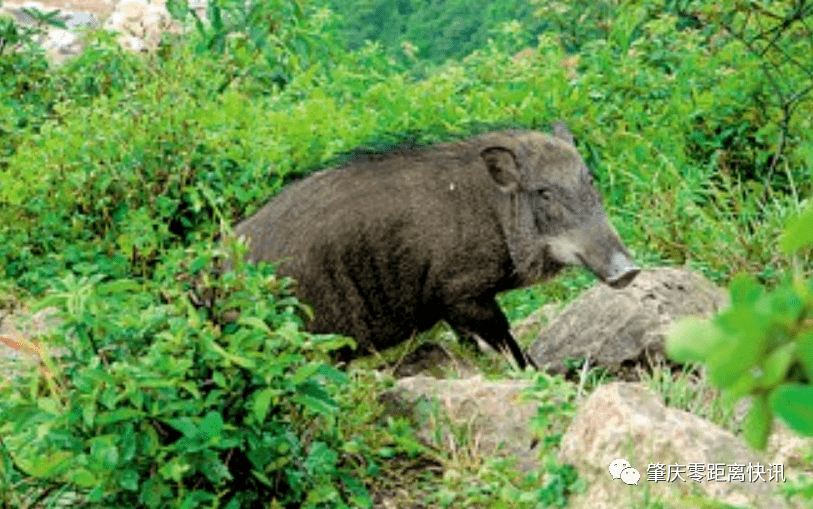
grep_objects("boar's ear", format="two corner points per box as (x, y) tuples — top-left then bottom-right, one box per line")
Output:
(481, 146), (521, 192)
(552, 122), (575, 146)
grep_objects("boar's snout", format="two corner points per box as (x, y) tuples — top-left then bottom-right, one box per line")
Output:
(549, 219), (640, 289)
(604, 250), (640, 289)
(580, 226), (640, 289)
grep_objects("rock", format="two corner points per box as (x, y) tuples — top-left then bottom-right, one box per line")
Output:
(0, 0), (207, 64)
(528, 267), (728, 378)
(371, 489), (426, 509)
(38, 26), (83, 58)
(559, 382), (811, 509)
(0, 306), (61, 342)
(511, 302), (562, 344)
(1, 1), (102, 63)
(767, 420), (813, 477)
(380, 375), (540, 473)
(63, 10), (98, 28)
(103, 0), (182, 52)
(390, 343), (479, 379)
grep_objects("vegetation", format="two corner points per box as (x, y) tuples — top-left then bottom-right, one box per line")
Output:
(2, 244), (365, 508)
(327, 0), (544, 64)
(0, 0), (811, 507)
(667, 209), (813, 445)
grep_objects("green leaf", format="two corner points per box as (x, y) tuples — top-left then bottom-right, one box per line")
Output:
(207, 340), (256, 369)
(729, 273), (764, 306)
(190, 254), (208, 274)
(743, 394), (772, 450)
(96, 279), (141, 295)
(666, 317), (723, 363)
(252, 387), (279, 423)
(312, 334), (356, 353)
(798, 329), (813, 382)
(341, 473), (373, 508)
(213, 371), (227, 388)
(140, 477), (171, 508)
(706, 341), (760, 388)
(27, 451), (72, 478)
(82, 401), (96, 427)
(88, 486), (104, 502)
(292, 363), (320, 385)
(200, 411), (224, 438)
(251, 468), (273, 487)
(769, 384), (813, 437)
(223, 497), (242, 509)
(96, 408), (143, 426)
(69, 468), (98, 488)
(237, 316), (273, 334)
(723, 370), (759, 402)
(293, 380), (338, 416)
(165, 417), (197, 437)
(89, 437), (120, 470)
(759, 342), (796, 388)
(159, 457), (191, 482)
(706, 308), (770, 388)
(119, 469), (140, 491)
(37, 396), (63, 414)
(376, 447), (396, 459)
(315, 363), (350, 385)
(780, 205), (813, 253)
(181, 490), (217, 509)
(120, 424), (137, 462)
(762, 284), (805, 326)
(304, 441), (338, 475)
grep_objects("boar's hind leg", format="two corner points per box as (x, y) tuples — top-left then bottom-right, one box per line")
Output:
(444, 297), (537, 370)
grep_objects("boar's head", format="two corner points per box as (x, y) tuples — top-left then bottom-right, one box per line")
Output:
(480, 123), (639, 289)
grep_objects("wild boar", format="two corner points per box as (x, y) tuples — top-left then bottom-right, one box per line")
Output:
(233, 123), (639, 368)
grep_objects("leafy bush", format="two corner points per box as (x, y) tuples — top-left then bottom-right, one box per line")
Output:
(165, 0), (340, 95)
(4, 0), (812, 302)
(0, 241), (369, 508)
(0, 7), (148, 167)
(667, 204), (813, 453)
(0, 9), (57, 168)
(327, 0), (544, 65)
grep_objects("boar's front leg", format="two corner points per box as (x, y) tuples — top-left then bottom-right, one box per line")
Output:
(444, 296), (537, 370)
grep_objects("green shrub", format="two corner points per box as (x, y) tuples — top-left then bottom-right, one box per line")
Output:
(0, 10), (56, 168)
(0, 241), (370, 508)
(0, 8), (149, 169)
(5, 0), (812, 299)
(327, 0), (544, 65)
(165, 0), (340, 95)
(667, 204), (813, 498)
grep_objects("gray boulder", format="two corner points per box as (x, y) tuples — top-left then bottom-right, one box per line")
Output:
(528, 267), (728, 377)
(379, 375), (540, 473)
(559, 382), (811, 509)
